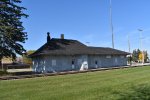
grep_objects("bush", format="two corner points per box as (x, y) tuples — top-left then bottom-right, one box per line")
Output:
(0, 70), (8, 76)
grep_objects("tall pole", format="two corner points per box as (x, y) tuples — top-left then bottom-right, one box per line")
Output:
(110, 0), (114, 49)
(139, 29), (142, 50)
(128, 34), (132, 65)
(128, 35), (131, 53)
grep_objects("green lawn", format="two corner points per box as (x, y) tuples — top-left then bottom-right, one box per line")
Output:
(1, 66), (150, 100)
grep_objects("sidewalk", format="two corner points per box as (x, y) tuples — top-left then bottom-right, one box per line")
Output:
(7, 68), (32, 73)
(1, 63), (150, 81)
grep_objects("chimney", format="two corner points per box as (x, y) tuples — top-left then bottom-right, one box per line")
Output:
(47, 32), (51, 42)
(61, 34), (64, 39)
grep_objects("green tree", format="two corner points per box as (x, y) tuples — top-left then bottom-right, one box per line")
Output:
(0, 0), (28, 67)
(137, 49), (141, 59)
(132, 49), (141, 62)
(144, 51), (149, 62)
(22, 50), (35, 65)
(132, 50), (137, 62)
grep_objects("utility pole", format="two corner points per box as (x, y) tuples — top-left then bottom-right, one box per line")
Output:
(138, 29), (144, 64)
(128, 35), (131, 53)
(110, 0), (115, 49)
(128, 34), (132, 66)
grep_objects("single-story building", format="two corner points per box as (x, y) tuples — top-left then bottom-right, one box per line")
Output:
(29, 33), (129, 73)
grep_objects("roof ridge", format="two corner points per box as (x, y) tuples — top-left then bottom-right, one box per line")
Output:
(88, 46), (110, 48)
(51, 38), (77, 41)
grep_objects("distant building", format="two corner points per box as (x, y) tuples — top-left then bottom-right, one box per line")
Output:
(2, 57), (13, 64)
(29, 33), (129, 73)
(16, 57), (23, 64)
(2, 57), (23, 64)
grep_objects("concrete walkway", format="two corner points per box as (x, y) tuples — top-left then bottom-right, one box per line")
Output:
(6, 63), (150, 73)
(0, 63), (150, 81)
(130, 63), (150, 66)
(7, 68), (32, 73)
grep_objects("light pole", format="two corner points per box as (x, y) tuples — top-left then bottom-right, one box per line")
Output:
(138, 29), (144, 64)
(110, 0), (114, 49)
(128, 35), (131, 53)
(128, 34), (132, 65)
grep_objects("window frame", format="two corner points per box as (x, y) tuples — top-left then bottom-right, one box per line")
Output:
(52, 59), (56, 66)
(106, 55), (111, 58)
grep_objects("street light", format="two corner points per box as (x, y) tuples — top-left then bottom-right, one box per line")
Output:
(128, 35), (131, 53)
(110, 0), (114, 49)
(128, 34), (132, 66)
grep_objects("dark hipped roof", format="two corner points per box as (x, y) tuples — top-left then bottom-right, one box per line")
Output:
(29, 38), (129, 57)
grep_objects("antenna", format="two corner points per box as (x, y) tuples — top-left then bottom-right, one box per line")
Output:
(110, 0), (114, 49)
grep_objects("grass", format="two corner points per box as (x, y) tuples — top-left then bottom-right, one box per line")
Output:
(0, 70), (9, 76)
(1, 66), (150, 100)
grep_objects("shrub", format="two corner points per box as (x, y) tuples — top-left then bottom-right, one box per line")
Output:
(0, 70), (8, 76)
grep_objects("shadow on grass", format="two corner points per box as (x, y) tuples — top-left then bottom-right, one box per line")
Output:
(115, 84), (150, 100)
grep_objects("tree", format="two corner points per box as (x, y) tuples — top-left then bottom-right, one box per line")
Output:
(132, 50), (137, 62)
(144, 51), (149, 62)
(132, 49), (141, 62)
(0, 0), (28, 67)
(22, 50), (35, 65)
(138, 51), (143, 62)
(137, 49), (141, 59)
(127, 55), (132, 65)
(138, 51), (149, 63)
(132, 49), (149, 63)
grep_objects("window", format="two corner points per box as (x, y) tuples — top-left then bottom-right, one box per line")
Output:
(52, 60), (56, 66)
(106, 55), (111, 58)
(120, 56), (124, 58)
(72, 60), (75, 69)
(95, 61), (98, 65)
(115, 58), (118, 64)
(72, 60), (75, 65)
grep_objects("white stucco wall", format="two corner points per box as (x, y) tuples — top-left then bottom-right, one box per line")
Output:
(32, 55), (89, 73)
(32, 55), (127, 73)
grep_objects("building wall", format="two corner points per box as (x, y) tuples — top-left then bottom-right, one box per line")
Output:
(32, 55), (127, 73)
(88, 55), (127, 69)
(32, 55), (88, 73)
(2, 57), (13, 64)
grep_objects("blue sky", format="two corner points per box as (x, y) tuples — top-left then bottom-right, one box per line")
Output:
(21, 0), (150, 54)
